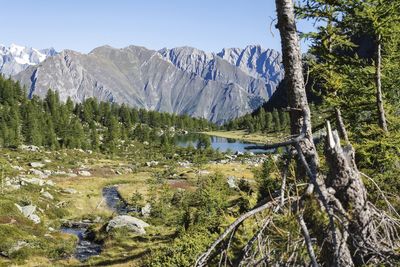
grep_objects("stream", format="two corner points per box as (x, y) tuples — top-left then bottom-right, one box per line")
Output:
(60, 185), (129, 261)
(60, 227), (102, 261)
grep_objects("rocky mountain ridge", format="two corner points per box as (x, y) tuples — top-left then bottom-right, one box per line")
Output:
(14, 44), (283, 124)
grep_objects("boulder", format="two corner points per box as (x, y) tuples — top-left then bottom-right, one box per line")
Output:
(197, 170), (210, 176)
(78, 170), (91, 177)
(235, 151), (244, 156)
(30, 169), (47, 178)
(15, 204), (41, 224)
(29, 162), (45, 168)
(227, 176), (237, 189)
(62, 188), (77, 194)
(41, 191), (54, 200)
(106, 215), (149, 234)
(20, 145), (40, 152)
(20, 177), (45, 186)
(11, 165), (24, 171)
(8, 241), (29, 255)
(145, 161), (158, 167)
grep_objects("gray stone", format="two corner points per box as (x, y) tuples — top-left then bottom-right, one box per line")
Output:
(78, 170), (91, 177)
(41, 191), (54, 200)
(20, 177), (45, 186)
(15, 204), (41, 224)
(20, 144), (40, 152)
(12, 165), (24, 171)
(30, 169), (47, 178)
(106, 215), (149, 234)
(227, 176), (237, 189)
(29, 162), (45, 168)
(145, 161), (158, 167)
(62, 188), (77, 194)
(8, 241), (29, 255)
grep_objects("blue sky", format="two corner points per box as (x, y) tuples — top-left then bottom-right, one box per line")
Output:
(0, 0), (314, 53)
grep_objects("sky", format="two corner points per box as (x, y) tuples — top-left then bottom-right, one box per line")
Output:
(0, 0), (314, 53)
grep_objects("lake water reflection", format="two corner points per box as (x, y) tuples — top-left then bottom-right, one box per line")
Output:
(174, 133), (272, 154)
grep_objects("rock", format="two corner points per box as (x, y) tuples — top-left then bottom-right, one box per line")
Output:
(143, 141), (149, 146)
(29, 162), (45, 168)
(145, 161), (158, 167)
(197, 170), (210, 176)
(235, 151), (244, 156)
(29, 169), (47, 178)
(43, 159), (52, 163)
(45, 180), (55, 186)
(178, 161), (191, 168)
(41, 191), (54, 200)
(68, 173), (78, 178)
(141, 203), (152, 218)
(11, 165), (24, 171)
(15, 204), (41, 224)
(78, 170), (91, 177)
(43, 170), (52, 176)
(106, 215), (149, 234)
(62, 188), (77, 194)
(20, 145), (40, 152)
(227, 176), (237, 189)
(20, 177), (45, 186)
(8, 241), (29, 254)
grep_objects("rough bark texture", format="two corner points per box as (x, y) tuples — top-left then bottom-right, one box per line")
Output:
(324, 122), (374, 265)
(275, 1), (354, 266)
(335, 108), (349, 143)
(375, 35), (388, 132)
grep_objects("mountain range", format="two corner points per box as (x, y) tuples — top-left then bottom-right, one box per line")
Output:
(0, 44), (56, 76)
(2, 44), (283, 124)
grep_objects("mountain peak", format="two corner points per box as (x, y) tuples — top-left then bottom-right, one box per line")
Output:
(0, 44), (57, 76)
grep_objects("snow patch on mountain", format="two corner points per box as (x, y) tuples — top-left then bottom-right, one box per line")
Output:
(0, 44), (57, 76)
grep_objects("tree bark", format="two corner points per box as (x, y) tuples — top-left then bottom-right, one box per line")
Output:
(324, 122), (375, 265)
(275, 1), (354, 266)
(375, 34), (388, 132)
(335, 107), (349, 143)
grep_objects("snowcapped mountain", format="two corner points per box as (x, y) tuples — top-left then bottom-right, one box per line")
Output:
(0, 44), (57, 76)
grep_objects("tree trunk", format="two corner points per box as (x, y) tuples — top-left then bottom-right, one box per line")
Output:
(275, 1), (354, 266)
(375, 34), (388, 132)
(324, 122), (375, 265)
(335, 107), (349, 143)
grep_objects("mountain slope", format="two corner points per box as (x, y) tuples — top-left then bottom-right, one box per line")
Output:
(15, 45), (283, 124)
(0, 44), (56, 76)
